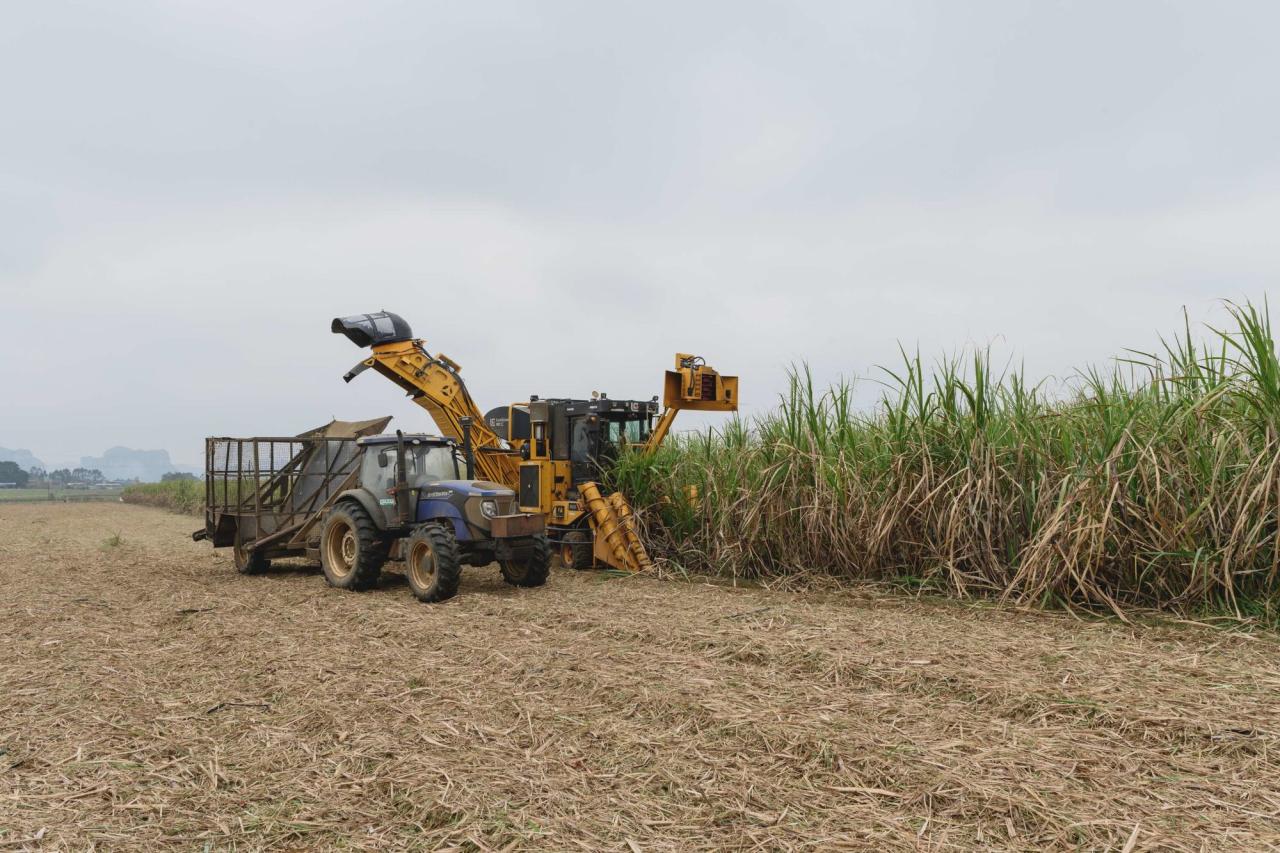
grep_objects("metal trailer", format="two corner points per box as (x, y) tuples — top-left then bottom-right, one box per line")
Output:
(194, 422), (382, 569)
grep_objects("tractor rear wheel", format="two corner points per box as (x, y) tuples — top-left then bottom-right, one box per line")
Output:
(233, 543), (270, 575)
(559, 530), (593, 571)
(320, 502), (386, 591)
(501, 533), (551, 588)
(405, 524), (462, 603)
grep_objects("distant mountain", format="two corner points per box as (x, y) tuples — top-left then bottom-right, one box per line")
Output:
(79, 447), (198, 483)
(0, 447), (45, 471)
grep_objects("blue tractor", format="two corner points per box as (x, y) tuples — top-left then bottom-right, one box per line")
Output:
(319, 429), (550, 601)
(196, 421), (549, 603)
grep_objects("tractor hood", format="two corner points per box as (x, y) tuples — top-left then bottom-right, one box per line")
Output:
(414, 479), (513, 499)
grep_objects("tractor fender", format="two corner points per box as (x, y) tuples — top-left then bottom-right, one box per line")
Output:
(333, 489), (387, 529)
(416, 499), (472, 542)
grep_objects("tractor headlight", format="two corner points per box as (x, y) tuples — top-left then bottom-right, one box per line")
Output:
(481, 499), (498, 518)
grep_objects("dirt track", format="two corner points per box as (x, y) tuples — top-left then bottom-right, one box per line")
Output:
(2, 503), (1280, 851)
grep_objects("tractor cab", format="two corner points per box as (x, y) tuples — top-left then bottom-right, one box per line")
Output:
(355, 433), (461, 504)
(352, 433), (521, 538)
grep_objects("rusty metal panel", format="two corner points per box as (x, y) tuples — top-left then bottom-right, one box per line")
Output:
(490, 513), (544, 539)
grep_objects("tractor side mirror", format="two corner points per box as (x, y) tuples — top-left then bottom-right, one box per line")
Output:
(377, 450), (390, 468)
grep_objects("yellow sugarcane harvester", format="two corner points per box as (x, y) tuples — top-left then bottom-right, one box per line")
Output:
(332, 311), (738, 572)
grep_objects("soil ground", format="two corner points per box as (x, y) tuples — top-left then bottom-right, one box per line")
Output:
(0, 488), (121, 503)
(2, 503), (1279, 851)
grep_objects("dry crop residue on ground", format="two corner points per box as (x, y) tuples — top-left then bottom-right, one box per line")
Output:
(2, 504), (1279, 851)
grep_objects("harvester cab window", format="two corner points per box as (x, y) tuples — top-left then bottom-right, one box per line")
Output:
(570, 420), (596, 462)
(608, 418), (649, 445)
(569, 418), (600, 483)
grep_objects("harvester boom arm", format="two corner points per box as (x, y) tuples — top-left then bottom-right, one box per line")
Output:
(648, 407), (680, 450)
(332, 313), (520, 486)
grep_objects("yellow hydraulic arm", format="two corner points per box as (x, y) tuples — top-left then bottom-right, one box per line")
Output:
(646, 353), (739, 451)
(332, 313), (520, 486)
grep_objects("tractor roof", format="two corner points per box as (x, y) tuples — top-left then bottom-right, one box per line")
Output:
(356, 433), (454, 447)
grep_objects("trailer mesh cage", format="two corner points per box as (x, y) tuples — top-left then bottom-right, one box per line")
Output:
(203, 436), (362, 549)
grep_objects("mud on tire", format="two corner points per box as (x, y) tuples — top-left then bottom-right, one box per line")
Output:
(233, 543), (271, 575)
(501, 533), (551, 588)
(559, 529), (593, 571)
(405, 523), (463, 603)
(320, 501), (387, 591)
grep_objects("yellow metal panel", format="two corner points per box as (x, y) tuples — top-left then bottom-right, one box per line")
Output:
(365, 340), (522, 487)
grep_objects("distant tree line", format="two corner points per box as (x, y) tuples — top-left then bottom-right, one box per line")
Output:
(0, 461), (30, 487)
(19, 467), (109, 487)
(4, 463), (190, 488)
(51, 468), (107, 485)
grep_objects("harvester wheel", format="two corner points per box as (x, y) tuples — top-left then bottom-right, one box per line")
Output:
(320, 502), (386, 591)
(559, 530), (594, 571)
(501, 533), (551, 588)
(233, 544), (270, 575)
(405, 524), (462, 603)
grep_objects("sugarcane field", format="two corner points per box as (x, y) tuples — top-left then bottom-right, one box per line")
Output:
(3, 500), (1279, 851)
(6, 3), (1280, 851)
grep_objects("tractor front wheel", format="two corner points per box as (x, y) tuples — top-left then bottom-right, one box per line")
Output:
(405, 524), (462, 603)
(320, 502), (386, 591)
(501, 533), (551, 588)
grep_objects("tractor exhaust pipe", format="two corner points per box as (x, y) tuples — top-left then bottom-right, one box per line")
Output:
(394, 430), (413, 526)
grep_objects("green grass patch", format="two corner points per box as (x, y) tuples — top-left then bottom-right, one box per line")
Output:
(122, 480), (204, 515)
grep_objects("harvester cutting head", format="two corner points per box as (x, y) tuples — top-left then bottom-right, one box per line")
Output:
(663, 353), (738, 413)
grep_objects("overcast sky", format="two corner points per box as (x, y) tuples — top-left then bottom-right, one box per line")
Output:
(3, 1), (1278, 469)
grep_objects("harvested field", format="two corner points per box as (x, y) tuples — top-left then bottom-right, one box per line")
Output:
(2, 504), (1280, 851)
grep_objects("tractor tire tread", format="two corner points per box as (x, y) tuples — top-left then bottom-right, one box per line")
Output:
(320, 501), (387, 591)
(406, 524), (463, 603)
(501, 533), (551, 588)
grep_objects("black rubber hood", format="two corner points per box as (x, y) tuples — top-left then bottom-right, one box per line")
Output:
(331, 312), (414, 347)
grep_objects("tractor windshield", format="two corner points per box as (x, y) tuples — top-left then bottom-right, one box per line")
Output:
(363, 443), (461, 498)
(409, 445), (461, 482)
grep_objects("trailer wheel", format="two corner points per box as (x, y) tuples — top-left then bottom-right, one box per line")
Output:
(233, 544), (271, 575)
(559, 530), (594, 571)
(405, 524), (462, 603)
(500, 533), (551, 588)
(320, 502), (386, 591)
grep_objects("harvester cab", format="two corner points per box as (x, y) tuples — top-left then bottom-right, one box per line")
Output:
(483, 395), (660, 570)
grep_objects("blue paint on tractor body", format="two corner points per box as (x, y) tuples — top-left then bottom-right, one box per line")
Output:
(416, 499), (471, 541)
